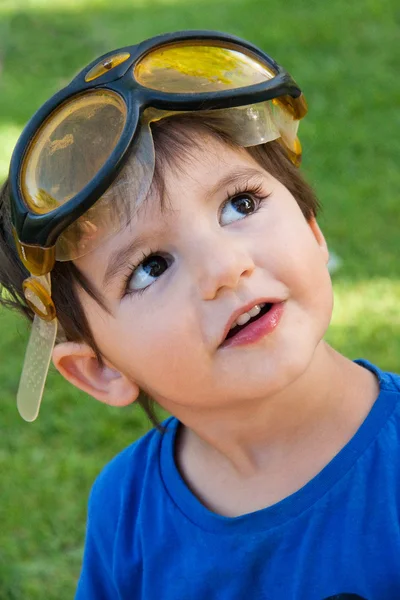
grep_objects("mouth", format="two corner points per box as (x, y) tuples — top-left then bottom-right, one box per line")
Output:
(224, 302), (273, 342)
(219, 300), (285, 349)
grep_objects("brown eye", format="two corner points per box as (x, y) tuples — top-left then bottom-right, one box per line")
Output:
(127, 254), (171, 291)
(143, 255), (168, 278)
(220, 194), (258, 226)
(232, 195), (256, 214)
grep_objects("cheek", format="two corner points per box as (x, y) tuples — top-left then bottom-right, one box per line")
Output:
(253, 209), (333, 317)
(100, 301), (206, 392)
(260, 207), (325, 277)
(284, 230), (334, 336)
(285, 232), (333, 315)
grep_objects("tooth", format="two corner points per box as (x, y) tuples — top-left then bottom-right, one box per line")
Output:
(248, 304), (261, 318)
(236, 312), (251, 326)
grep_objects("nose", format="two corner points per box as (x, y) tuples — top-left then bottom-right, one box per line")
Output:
(194, 233), (255, 301)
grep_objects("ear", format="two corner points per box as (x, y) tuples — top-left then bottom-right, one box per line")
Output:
(52, 342), (139, 407)
(308, 217), (329, 265)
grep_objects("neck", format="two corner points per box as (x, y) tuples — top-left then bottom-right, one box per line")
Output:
(160, 342), (379, 477)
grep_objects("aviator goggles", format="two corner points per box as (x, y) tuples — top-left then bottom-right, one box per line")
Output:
(9, 30), (307, 422)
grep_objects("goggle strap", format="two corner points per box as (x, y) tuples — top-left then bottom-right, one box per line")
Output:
(17, 275), (58, 422)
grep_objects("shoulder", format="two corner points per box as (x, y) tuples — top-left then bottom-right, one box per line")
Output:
(88, 416), (176, 525)
(355, 358), (400, 453)
(75, 419), (178, 596)
(355, 358), (400, 395)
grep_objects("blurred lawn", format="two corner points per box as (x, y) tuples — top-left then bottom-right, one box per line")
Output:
(0, 0), (399, 597)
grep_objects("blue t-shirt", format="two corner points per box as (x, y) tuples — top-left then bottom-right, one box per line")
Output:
(75, 360), (400, 600)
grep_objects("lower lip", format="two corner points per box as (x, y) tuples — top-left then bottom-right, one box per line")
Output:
(221, 302), (285, 349)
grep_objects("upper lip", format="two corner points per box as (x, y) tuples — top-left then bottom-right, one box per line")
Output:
(219, 298), (283, 347)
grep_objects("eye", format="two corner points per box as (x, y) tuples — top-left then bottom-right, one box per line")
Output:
(220, 194), (259, 226)
(127, 253), (170, 292)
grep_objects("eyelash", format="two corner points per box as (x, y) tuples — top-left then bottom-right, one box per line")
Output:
(219, 181), (267, 219)
(121, 250), (158, 299)
(121, 182), (269, 299)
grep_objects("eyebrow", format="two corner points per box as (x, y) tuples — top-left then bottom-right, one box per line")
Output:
(102, 166), (266, 290)
(204, 166), (266, 203)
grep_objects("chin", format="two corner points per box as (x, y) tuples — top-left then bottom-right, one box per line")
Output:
(260, 340), (321, 396)
(216, 354), (309, 403)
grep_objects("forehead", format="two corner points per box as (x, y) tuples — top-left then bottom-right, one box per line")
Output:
(145, 128), (261, 216)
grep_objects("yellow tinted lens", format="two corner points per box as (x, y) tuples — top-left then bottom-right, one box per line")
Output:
(85, 52), (131, 82)
(55, 122), (155, 262)
(134, 42), (276, 93)
(21, 90), (127, 214)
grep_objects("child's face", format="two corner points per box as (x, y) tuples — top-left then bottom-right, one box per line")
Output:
(68, 130), (333, 411)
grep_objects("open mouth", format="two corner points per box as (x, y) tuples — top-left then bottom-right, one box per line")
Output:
(224, 303), (273, 342)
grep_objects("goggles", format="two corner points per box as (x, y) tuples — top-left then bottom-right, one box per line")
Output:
(9, 30), (307, 422)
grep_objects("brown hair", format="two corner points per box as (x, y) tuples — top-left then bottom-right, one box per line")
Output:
(0, 114), (320, 426)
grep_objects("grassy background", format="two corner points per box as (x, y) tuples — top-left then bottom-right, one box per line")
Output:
(0, 0), (399, 597)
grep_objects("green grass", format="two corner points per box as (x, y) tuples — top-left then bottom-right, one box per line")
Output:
(0, 0), (399, 597)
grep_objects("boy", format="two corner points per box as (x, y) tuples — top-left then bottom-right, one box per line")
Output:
(1, 31), (400, 599)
